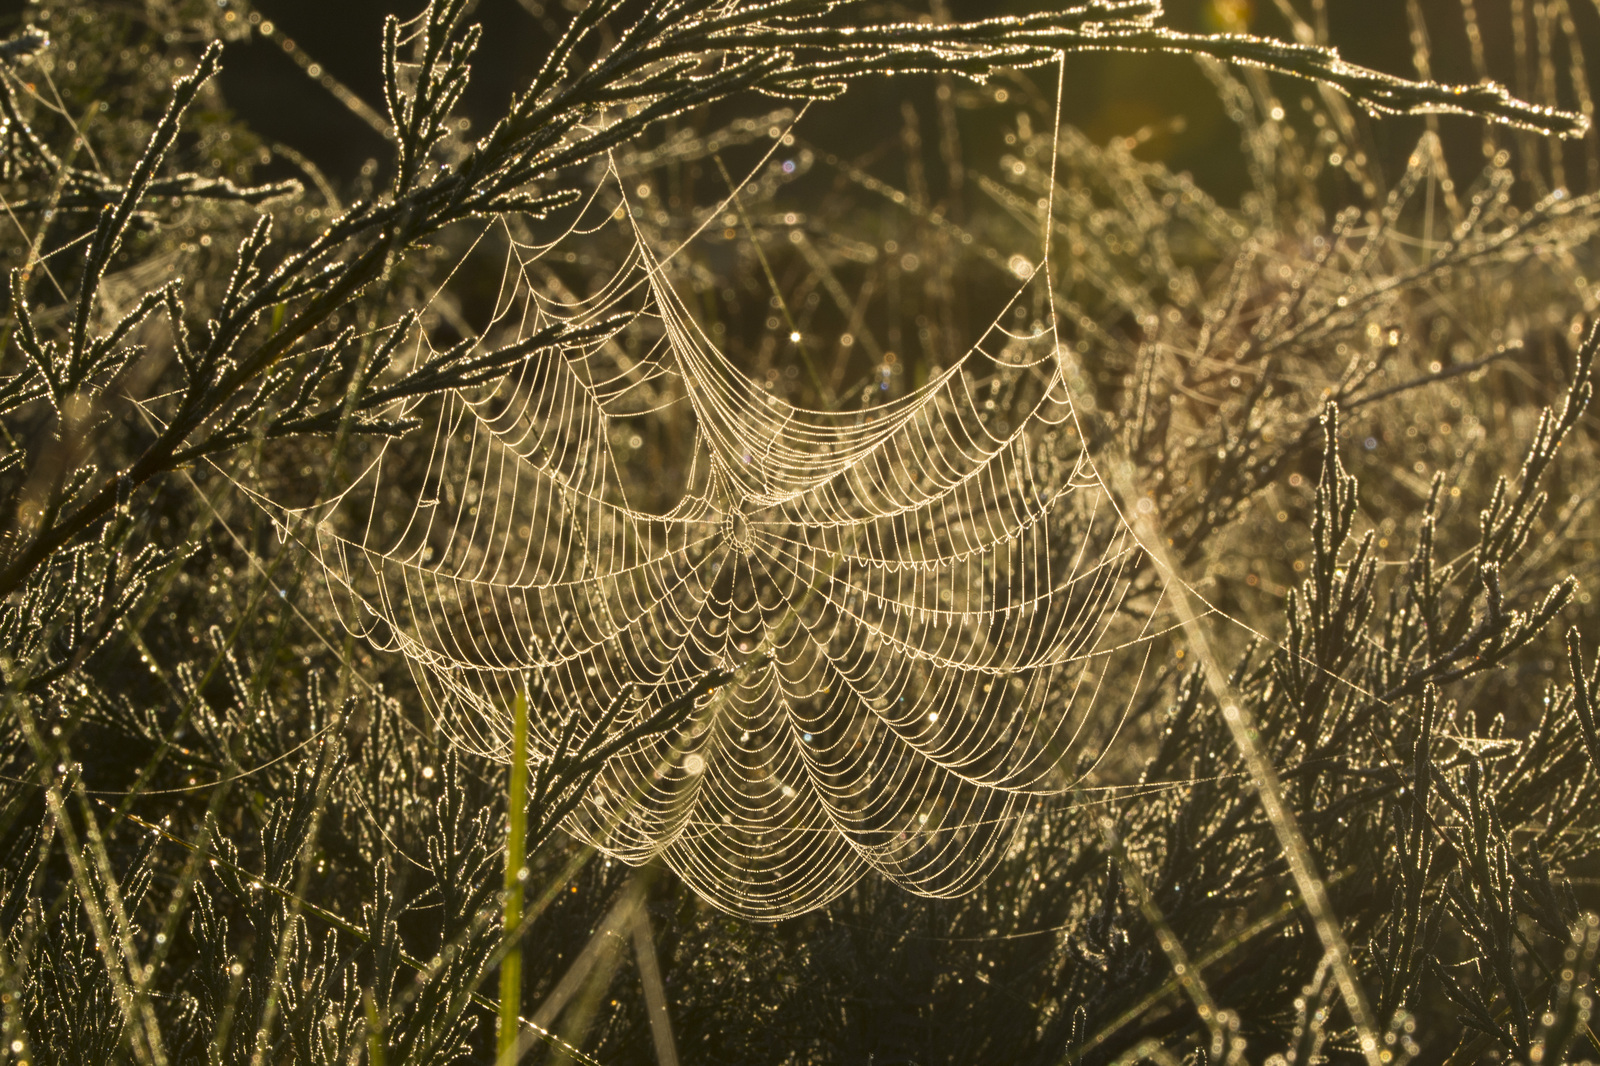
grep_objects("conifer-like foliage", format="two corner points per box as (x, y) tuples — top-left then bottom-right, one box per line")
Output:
(1, 0), (1599, 1062)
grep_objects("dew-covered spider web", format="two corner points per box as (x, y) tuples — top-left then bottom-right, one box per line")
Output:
(256, 145), (1171, 918)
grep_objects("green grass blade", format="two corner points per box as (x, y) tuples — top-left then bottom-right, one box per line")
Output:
(499, 685), (530, 1065)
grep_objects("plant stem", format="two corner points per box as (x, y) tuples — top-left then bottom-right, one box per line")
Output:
(498, 684), (530, 1066)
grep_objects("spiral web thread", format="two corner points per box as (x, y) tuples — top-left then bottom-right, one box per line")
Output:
(263, 142), (1172, 916)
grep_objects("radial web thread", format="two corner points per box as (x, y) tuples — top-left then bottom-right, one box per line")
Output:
(263, 169), (1165, 919)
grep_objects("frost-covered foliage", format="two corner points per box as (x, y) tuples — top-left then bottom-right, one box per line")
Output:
(1, 0), (1599, 1063)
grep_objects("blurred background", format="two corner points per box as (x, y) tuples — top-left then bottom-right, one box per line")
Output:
(194, 0), (1600, 198)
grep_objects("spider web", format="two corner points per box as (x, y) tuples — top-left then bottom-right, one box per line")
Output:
(261, 146), (1167, 917)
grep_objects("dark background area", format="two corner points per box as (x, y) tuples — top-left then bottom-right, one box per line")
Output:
(2, 0), (1582, 198)
(227, 0), (1600, 188)
(0, 0), (1592, 217)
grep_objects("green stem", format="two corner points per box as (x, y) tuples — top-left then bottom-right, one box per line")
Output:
(499, 685), (531, 1065)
